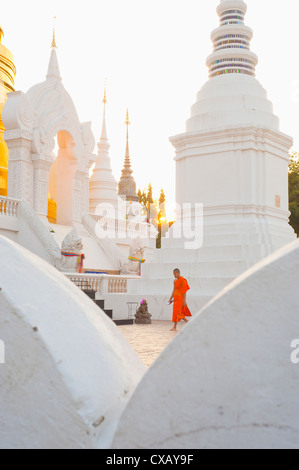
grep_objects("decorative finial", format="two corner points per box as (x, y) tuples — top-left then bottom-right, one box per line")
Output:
(51, 16), (57, 49)
(125, 109), (131, 158)
(103, 78), (107, 104)
(100, 79), (108, 141)
(0, 27), (4, 43)
(125, 108), (130, 126)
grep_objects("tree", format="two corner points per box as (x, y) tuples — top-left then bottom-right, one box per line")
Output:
(157, 189), (167, 249)
(138, 185), (171, 248)
(289, 152), (299, 237)
(146, 184), (154, 218)
(159, 189), (166, 206)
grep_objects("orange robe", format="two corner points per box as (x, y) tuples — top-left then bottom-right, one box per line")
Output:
(172, 277), (191, 323)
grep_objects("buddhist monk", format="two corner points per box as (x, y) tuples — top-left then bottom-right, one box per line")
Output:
(169, 269), (192, 331)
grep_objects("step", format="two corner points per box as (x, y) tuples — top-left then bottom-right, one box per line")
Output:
(104, 309), (113, 319)
(163, 232), (264, 249)
(95, 299), (105, 310)
(128, 276), (237, 297)
(114, 319), (134, 326)
(156, 244), (244, 263)
(83, 290), (96, 300)
(84, 294), (114, 320)
(142, 260), (247, 279)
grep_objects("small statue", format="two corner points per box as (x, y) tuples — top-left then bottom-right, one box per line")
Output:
(121, 237), (145, 275)
(135, 299), (152, 325)
(61, 228), (85, 273)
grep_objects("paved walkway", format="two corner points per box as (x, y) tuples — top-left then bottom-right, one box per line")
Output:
(118, 321), (184, 368)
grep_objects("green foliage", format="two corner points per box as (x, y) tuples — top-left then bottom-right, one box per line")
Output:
(147, 183), (154, 206)
(138, 185), (168, 248)
(289, 152), (299, 237)
(137, 189), (147, 208)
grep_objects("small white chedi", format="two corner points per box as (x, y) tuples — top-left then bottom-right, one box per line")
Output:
(89, 86), (119, 214)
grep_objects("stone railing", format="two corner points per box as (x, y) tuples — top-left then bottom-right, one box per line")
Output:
(107, 278), (128, 294)
(0, 196), (20, 217)
(65, 273), (139, 295)
(90, 214), (156, 239)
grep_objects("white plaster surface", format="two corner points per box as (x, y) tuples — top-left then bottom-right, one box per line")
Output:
(113, 239), (299, 449)
(0, 236), (145, 449)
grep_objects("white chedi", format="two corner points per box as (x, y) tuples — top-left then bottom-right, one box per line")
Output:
(129, 0), (295, 303)
(89, 87), (119, 214)
(0, 235), (145, 449)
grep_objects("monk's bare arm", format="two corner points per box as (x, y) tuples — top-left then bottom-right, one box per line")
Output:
(169, 281), (175, 303)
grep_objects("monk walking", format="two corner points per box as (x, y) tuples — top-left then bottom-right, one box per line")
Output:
(169, 269), (192, 331)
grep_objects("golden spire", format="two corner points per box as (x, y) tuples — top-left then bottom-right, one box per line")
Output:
(125, 109), (130, 158)
(51, 17), (57, 49)
(125, 108), (130, 126)
(103, 78), (107, 104)
(0, 27), (4, 43)
(117, 109), (138, 202)
(100, 80), (108, 141)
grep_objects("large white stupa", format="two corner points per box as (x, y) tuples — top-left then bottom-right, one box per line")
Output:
(127, 0), (296, 308)
(171, 0), (295, 247)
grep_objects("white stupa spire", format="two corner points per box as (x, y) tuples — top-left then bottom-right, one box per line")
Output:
(206, 0), (258, 79)
(46, 18), (62, 81)
(100, 83), (108, 141)
(89, 85), (119, 213)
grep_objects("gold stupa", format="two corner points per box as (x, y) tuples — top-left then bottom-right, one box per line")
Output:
(0, 26), (16, 196)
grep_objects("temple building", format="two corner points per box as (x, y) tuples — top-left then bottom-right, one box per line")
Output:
(118, 110), (139, 203)
(1, 29), (156, 297)
(0, 26), (16, 196)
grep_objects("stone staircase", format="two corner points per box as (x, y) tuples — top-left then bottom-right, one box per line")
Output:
(83, 290), (133, 326)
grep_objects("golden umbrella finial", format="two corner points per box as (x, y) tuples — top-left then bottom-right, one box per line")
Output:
(125, 109), (131, 158)
(125, 108), (130, 126)
(103, 78), (107, 104)
(0, 26), (4, 43)
(51, 16), (57, 48)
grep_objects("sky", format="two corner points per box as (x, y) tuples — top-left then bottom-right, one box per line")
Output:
(2, 0), (299, 208)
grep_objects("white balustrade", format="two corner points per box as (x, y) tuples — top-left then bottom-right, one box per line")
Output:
(108, 278), (128, 294)
(65, 273), (139, 295)
(0, 197), (20, 217)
